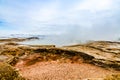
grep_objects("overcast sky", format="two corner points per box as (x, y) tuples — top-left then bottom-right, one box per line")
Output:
(0, 0), (120, 40)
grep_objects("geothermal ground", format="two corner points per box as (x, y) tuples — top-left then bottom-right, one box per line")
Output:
(0, 38), (120, 80)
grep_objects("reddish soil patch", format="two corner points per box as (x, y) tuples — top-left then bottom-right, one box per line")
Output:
(15, 61), (115, 80)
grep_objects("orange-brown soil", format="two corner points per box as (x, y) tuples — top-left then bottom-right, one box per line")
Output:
(15, 61), (115, 80)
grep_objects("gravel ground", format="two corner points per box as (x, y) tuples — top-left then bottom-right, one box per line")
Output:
(15, 61), (114, 80)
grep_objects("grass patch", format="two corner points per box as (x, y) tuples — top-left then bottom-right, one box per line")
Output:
(0, 62), (25, 80)
(104, 74), (120, 80)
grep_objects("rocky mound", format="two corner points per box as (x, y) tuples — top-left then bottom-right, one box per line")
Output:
(0, 62), (25, 80)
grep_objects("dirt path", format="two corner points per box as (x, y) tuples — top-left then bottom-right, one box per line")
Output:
(15, 61), (115, 80)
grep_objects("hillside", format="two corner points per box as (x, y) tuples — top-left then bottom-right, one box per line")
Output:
(0, 41), (120, 79)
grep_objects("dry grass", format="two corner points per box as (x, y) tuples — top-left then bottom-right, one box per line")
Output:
(4, 42), (19, 45)
(104, 74), (120, 80)
(0, 62), (25, 80)
(0, 38), (26, 42)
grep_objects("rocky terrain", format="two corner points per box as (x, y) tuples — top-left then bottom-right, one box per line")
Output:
(62, 41), (120, 70)
(0, 37), (39, 42)
(0, 40), (120, 80)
